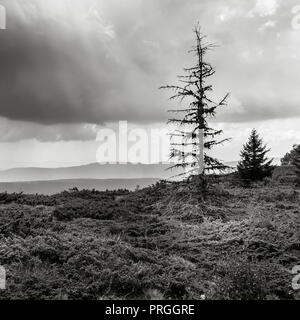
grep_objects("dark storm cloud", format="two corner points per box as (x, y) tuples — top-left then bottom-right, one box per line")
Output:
(0, 0), (299, 141)
(0, 0), (168, 125)
(0, 117), (100, 142)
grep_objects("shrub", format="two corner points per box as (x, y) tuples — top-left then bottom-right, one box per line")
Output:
(211, 259), (270, 300)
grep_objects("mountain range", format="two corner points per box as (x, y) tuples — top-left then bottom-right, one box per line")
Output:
(0, 163), (175, 182)
(0, 159), (280, 194)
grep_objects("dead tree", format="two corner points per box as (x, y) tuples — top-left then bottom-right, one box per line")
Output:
(160, 25), (230, 178)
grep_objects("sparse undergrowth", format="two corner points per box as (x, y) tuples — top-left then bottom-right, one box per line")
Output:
(0, 180), (299, 300)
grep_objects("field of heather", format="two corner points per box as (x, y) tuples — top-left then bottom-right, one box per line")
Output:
(0, 179), (299, 300)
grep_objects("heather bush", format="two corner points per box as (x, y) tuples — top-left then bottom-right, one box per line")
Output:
(211, 259), (270, 300)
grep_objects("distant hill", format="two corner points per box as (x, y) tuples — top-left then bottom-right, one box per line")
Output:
(0, 159), (280, 184)
(0, 178), (159, 195)
(0, 163), (176, 182)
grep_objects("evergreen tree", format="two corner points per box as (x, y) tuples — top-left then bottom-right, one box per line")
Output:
(237, 129), (273, 182)
(160, 25), (230, 177)
(292, 145), (300, 186)
(281, 144), (299, 165)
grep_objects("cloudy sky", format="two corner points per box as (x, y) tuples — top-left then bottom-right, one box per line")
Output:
(0, 0), (299, 168)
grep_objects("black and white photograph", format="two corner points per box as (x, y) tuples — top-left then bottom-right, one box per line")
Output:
(0, 0), (299, 305)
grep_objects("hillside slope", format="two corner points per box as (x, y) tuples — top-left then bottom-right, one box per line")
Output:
(0, 180), (299, 300)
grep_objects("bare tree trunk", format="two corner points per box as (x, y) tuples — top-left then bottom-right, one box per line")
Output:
(160, 24), (230, 180)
